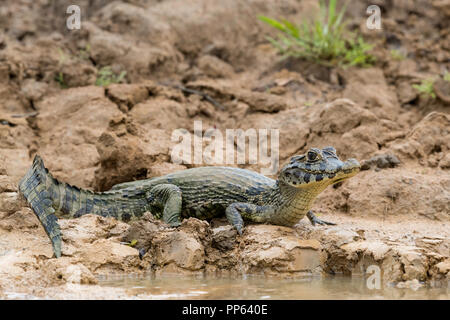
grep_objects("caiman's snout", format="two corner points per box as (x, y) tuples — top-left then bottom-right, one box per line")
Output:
(343, 158), (361, 173)
(332, 158), (360, 184)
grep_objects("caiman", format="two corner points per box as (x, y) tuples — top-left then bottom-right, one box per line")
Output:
(18, 146), (360, 258)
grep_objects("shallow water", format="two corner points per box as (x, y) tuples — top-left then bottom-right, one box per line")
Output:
(97, 274), (450, 300)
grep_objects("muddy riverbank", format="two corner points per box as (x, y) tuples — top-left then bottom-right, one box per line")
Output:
(0, 0), (449, 298)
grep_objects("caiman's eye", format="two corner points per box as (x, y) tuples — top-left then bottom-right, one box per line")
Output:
(307, 151), (318, 161)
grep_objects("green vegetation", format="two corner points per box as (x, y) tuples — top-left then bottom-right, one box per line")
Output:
(390, 49), (406, 61)
(78, 44), (91, 61)
(55, 48), (69, 88)
(95, 66), (127, 86)
(259, 0), (375, 67)
(412, 79), (436, 99)
(54, 72), (68, 89)
(444, 71), (450, 82)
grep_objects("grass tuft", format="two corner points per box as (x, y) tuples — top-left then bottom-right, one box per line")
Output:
(95, 66), (127, 86)
(259, 0), (375, 67)
(412, 79), (436, 99)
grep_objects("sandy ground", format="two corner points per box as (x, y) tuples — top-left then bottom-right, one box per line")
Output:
(0, 0), (449, 298)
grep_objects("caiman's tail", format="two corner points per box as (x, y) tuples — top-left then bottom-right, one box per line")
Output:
(18, 155), (149, 258)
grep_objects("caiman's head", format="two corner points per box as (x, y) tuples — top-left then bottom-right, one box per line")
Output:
(279, 147), (360, 190)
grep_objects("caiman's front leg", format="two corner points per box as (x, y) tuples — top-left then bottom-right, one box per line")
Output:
(147, 184), (182, 227)
(306, 210), (336, 226)
(225, 203), (274, 235)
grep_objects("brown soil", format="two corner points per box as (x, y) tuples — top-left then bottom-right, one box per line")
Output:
(0, 0), (449, 299)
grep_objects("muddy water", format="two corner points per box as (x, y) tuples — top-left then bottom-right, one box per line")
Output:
(97, 274), (450, 300)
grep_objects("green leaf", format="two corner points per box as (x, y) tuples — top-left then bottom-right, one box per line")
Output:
(259, 16), (287, 32)
(128, 239), (138, 247)
(281, 19), (299, 38)
(328, 0), (337, 27)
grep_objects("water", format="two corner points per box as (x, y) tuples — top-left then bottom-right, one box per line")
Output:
(97, 274), (450, 300)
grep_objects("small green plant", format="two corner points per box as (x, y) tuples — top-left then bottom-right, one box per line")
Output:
(54, 72), (68, 89)
(390, 49), (406, 61)
(412, 79), (436, 99)
(444, 71), (450, 82)
(78, 44), (91, 60)
(95, 66), (127, 86)
(55, 48), (69, 88)
(57, 48), (68, 65)
(259, 0), (375, 67)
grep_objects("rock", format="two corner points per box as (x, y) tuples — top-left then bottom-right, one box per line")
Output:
(0, 192), (22, 215)
(361, 153), (401, 170)
(433, 78), (450, 104)
(20, 79), (48, 101)
(337, 168), (450, 221)
(124, 213), (165, 251)
(150, 230), (205, 272)
(0, 175), (17, 193)
(432, 0), (450, 17)
(106, 84), (149, 111)
(236, 90), (292, 113)
(434, 259), (450, 276)
(211, 225), (237, 251)
(93, 115), (173, 190)
(43, 259), (98, 284)
(0, 207), (39, 231)
(186, 80), (294, 113)
(396, 80), (418, 104)
(129, 97), (190, 131)
(398, 247), (427, 281)
(32, 86), (123, 188)
(388, 112), (449, 166)
(306, 98), (404, 160)
(197, 55), (235, 78)
(341, 241), (390, 262)
(58, 60), (97, 88)
(0, 149), (30, 181)
(60, 214), (130, 245)
(439, 152), (450, 169)
(340, 68), (401, 120)
(74, 239), (140, 274)
(241, 225), (322, 274)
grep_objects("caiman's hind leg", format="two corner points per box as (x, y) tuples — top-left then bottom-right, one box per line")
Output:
(307, 210), (336, 226)
(225, 203), (274, 235)
(146, 184), (182, 227)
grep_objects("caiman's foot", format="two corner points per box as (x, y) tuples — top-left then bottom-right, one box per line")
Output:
(169, 221), (181, 228)
(307, 211), (336, 226)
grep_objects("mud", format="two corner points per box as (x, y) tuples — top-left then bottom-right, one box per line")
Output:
(0, 0), (449, 299)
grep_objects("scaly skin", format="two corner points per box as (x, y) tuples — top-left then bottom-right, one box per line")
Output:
(18, 146), (360, 258)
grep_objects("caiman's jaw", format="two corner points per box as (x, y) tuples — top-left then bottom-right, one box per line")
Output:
(279, 146), (360, 189)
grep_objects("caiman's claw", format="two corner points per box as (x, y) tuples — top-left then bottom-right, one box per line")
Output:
(169, 221), (181, 228)
(307, 210), (336, 226)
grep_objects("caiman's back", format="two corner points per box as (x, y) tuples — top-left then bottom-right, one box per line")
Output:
(114, 166), (277, 219)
